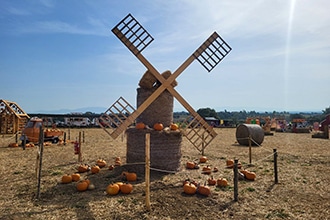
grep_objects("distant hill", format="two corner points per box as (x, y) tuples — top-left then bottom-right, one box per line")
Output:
(30, 107), (107, 114)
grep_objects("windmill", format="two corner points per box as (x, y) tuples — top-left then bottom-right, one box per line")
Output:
(99, 13), (231, 154)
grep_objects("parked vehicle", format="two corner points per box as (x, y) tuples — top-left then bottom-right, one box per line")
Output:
(64, 117), (90, 127)
(20, 117), (64, 144)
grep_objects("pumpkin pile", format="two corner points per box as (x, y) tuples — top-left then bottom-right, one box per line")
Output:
(8, 143), (19, 148)
(135, 121), (180, 132)
(60, 157), (135, 193)
(106, 182), (133, 195)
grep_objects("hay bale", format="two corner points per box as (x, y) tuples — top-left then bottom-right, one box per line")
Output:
(126, 128), (182, 173)
(139, 70), (178, 89)
(155, 70), (178, 87)
(236, 124), (264, 146)
(139, 70), (157, 89)
(136, 87), (173, 127)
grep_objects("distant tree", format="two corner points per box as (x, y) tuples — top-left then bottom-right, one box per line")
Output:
(322, 106), (330, 115)
(290, 113), (305, 121)
(197, 108), (218, 119)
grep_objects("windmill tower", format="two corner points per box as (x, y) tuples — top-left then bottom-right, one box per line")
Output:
(99, 14), (231, 172)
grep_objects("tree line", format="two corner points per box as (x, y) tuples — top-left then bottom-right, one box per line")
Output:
(173, 106), (330, 126)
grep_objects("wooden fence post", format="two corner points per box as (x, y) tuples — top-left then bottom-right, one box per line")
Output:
(248, 135), (252, 164)
(22, 135), (26, 150)
(273, 149), (278, 184)
(234, 159), (239, 201)
(36, 126), (44, 199)
(145, 133), (151, 211)
(63, 132), (66, 145)
(78, 132), (82, 162)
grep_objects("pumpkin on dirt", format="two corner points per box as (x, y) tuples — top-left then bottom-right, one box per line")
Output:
(115, 157), (122, 166)
(199, 156), (208, 163)
(122, 172), (137, 182)
(71, 173), (81, 182)
(241, 169), (256, 180)
(217, 178), (228, 187)
(202, 166), (212, 175)
(106, 183), (120, 195)
(120, 183), (133, 194)
(91, 165), (101, 174)
(183, 183), (197, 195)
(186, 161), (198, 169)
(77, 164), (90, 173)
(226, 159), (234, 168)
(135, 122), (146, 129)
(76, 180), (89, 192)
(153, 122), (164, 131)
(198, 183), (211, 196)
(96, 159), (107, 168)
(207, 176), (217, 186)
(61, 174), (72, 184)
(8, 143), (18, 148)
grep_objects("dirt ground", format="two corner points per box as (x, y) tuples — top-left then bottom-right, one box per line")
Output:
(0, 127), (329, 220)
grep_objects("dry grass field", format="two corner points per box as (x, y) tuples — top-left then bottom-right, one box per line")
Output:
(0, 128), (329, 220)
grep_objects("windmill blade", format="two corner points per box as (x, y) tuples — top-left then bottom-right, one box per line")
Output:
(112, 13), (154, 55)
(166, 86), (217, 151)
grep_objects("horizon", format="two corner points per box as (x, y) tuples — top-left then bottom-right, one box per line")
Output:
(27, 106), (325, 115)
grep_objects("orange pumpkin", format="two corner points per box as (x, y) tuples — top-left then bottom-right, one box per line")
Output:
(153, 123), (164, 131)
(226, 159), (234, 168)
(115, 160), (122, 166)
(217, 178), (228, 187)
(78, 164), (89, 173)
(183, 183), (197, 195)
(199, 156), (208, 163)
(84, 178), (90, 187)
(170, 123), (179, 131)
(71, 173), (81, 182)
(202, 166), (212, 175)
(76, 180), (89, 192)
(135, 122), (145, 129)
(91, 165), (100, 174)
(96, 159), (107, 168)
(186, 161), (197, 169)
(61, 174), (72, 184)
(241, 170), (256, 180)
(106, 183), (120, 195)
(120, 183), (133, 194)
(198, 183), (211, 196)
(115, 181), (124, 189)
(207, 176), (217, 186)
(8, 143), (19, 148)
(122, 172), (137, 182)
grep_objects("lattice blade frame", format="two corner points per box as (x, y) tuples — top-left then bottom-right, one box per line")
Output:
(98, 97), (135, 136)
(181, 115), (217, 153)
(112, 13), (154, 55)
(193, 31), (232, 72)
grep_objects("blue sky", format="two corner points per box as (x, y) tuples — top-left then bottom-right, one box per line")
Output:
(1, 0), (329, 113)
